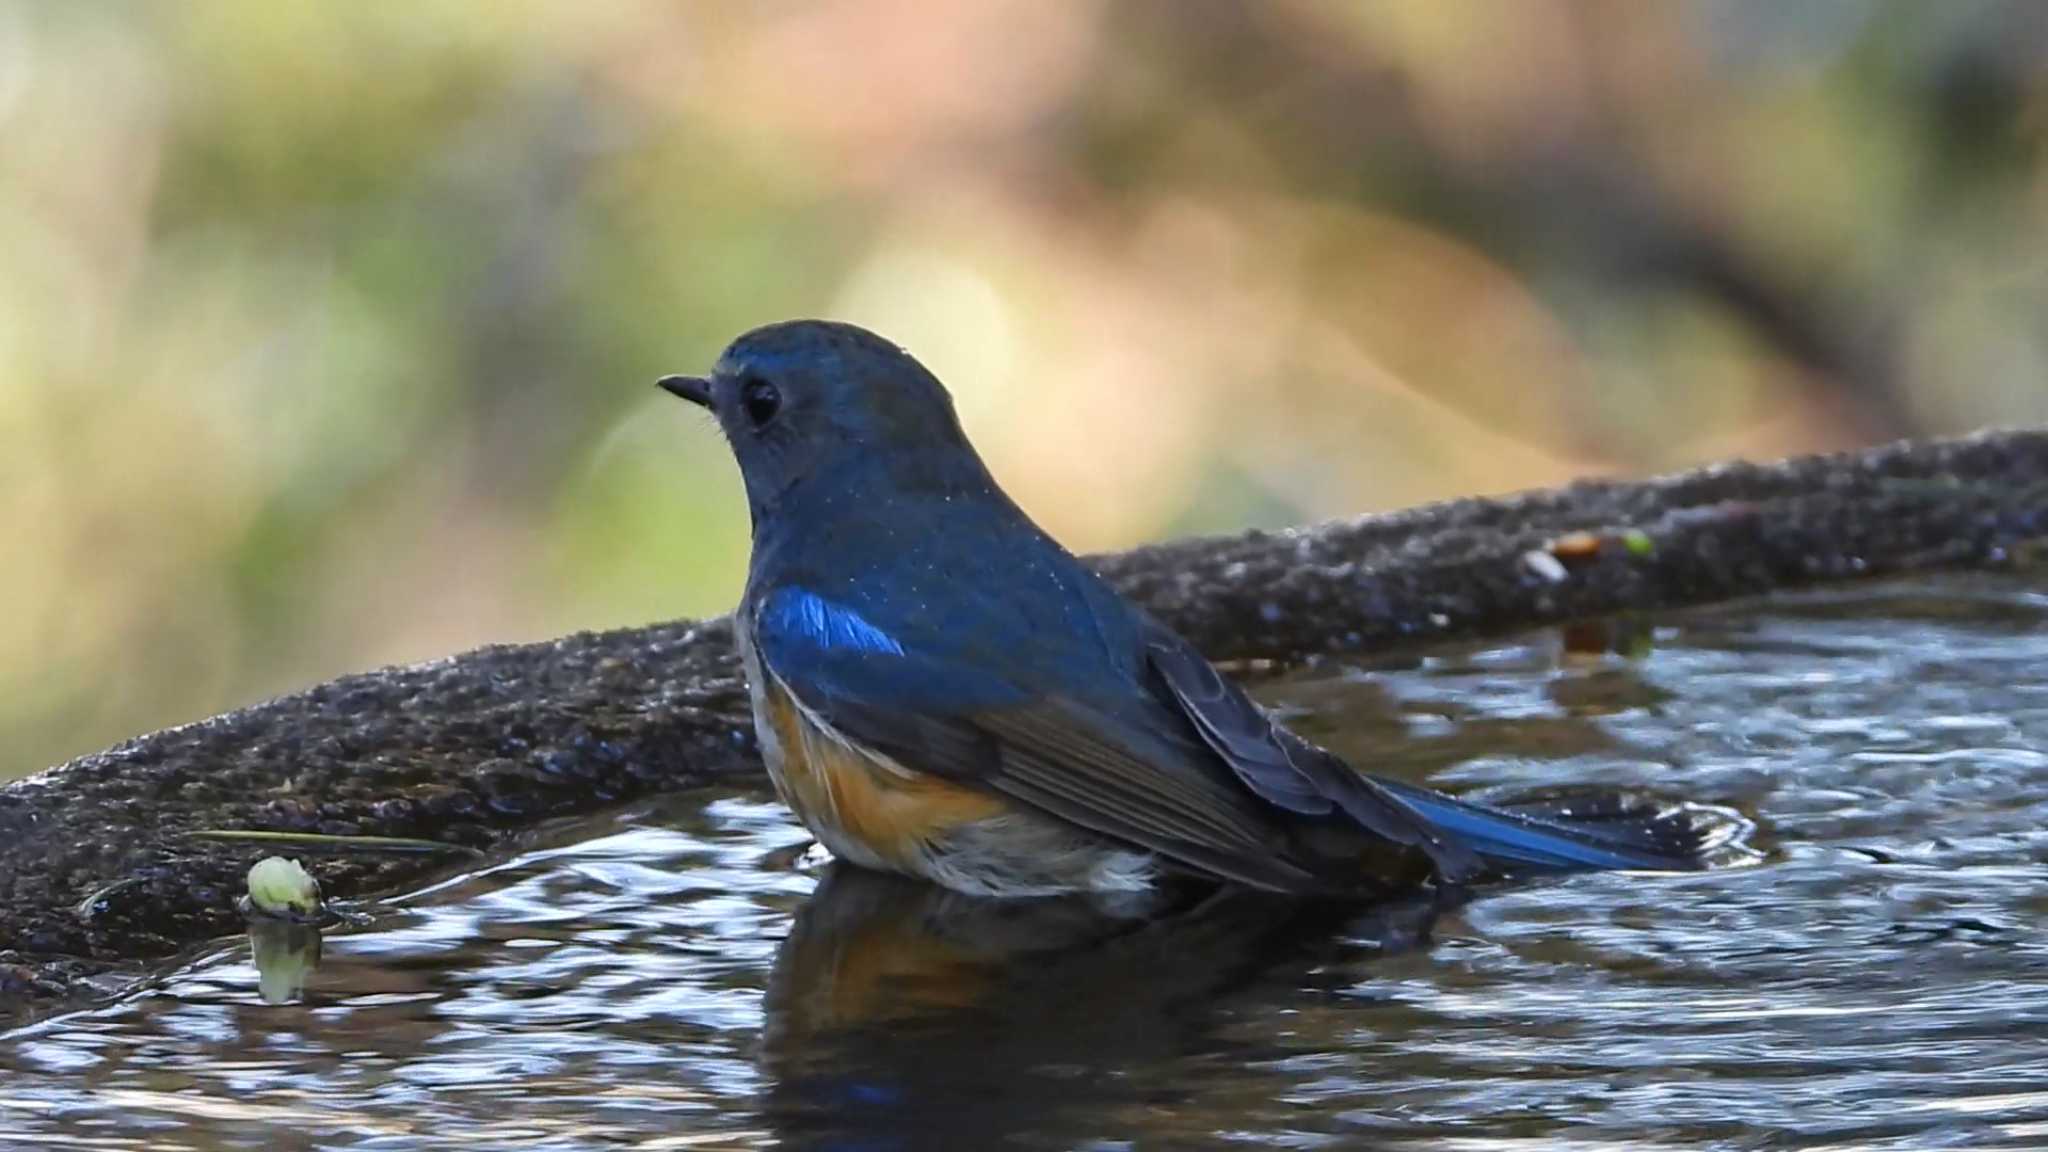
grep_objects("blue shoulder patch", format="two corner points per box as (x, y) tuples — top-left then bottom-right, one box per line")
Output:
(759, 588), (906, 657)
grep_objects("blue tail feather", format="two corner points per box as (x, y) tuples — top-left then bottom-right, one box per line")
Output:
(1377, 780), (1712, 873)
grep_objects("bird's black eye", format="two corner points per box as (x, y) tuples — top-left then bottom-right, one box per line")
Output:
(741, 378), (781, 428)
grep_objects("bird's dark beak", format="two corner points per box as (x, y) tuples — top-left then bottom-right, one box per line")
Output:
(657, 374), (713, 408)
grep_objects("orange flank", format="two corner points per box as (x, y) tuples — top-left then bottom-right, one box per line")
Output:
(764, 680), (1009, 868)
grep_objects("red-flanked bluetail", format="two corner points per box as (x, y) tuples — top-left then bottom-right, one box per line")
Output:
(660, 321), (1741, 899)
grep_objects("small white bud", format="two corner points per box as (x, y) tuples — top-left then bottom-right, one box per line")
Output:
(245, 856), (321, 919)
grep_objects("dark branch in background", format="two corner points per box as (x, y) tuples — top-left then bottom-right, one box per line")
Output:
(2, 429), (2045, 1019)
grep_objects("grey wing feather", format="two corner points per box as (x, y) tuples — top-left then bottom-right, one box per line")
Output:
(781, 681), (1323, 892)
(1143, 621), (1481, 882)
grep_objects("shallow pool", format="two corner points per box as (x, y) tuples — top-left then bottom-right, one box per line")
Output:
(6, 576), (2047, 1149)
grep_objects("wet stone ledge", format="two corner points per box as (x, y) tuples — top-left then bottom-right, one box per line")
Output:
(3, 430), (2046, 1018)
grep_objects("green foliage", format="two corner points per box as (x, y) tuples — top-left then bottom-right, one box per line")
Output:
(4, 3), (2045, 775)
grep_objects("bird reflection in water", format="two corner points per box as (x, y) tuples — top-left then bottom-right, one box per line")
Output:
(759, 864), (1450, 1150)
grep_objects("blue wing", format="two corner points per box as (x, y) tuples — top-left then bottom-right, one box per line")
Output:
(749, 584), (1326, 892)
(757, 588), (906, 657)
(751, 586), (1026, 713)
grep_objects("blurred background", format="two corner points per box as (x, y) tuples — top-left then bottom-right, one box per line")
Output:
(3, 1), (2046, 777)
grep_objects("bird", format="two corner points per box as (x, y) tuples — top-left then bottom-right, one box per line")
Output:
(659, 319), (1726, 899)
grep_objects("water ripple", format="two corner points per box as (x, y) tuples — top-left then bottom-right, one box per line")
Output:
(5, 576), (2048, 1149)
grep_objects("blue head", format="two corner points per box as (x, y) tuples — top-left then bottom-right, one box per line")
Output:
(660, 321), (999, 528)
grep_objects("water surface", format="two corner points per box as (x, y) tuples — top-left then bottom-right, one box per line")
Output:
(5, 576), (2048, 1149)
